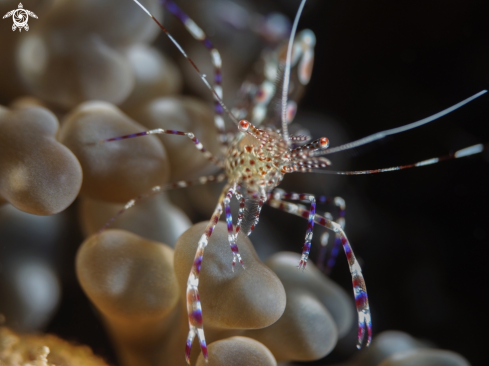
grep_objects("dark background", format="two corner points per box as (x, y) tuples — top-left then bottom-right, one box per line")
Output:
(287, 0), (489, 364)
(34, 0), (489, 365)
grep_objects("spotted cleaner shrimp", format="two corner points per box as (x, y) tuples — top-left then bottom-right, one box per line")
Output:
(98, 0), (488, 364)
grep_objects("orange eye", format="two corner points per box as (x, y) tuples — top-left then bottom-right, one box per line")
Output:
(239, 120), (250, 131)
(320, 137), (329, 148)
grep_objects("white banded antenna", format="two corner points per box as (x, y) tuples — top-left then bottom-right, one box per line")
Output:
(281, 0), (307, 146)
(313, 90), (487, 156)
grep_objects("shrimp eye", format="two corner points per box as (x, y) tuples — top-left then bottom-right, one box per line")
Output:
(320, 137), (329, 148)
(239, 120), (250, 132)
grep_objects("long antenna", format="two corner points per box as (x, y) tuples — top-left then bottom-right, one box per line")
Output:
(311, 90), (487, 157)
(303, 143), (487, 175)
(132, 0), (239, 127)
(281, 0), (307, 146)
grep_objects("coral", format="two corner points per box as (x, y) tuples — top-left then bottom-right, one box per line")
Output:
(0, 326), (109, 366)
(75, 225), (471, 366)
(79, 193), (191, 245)
(0, 105), (82, 215)
(58, 101), (169, 203)
(345, 331), (471, 366)
(16, 0), (163, 109)
(195, 336), (276, 366)
(74, 222), (356, 365)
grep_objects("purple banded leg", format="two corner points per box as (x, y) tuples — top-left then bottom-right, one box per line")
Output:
(268, 198), (372, 348)
(324, 235), (342, 275)
(327, 197), (346, 273)
(272, 189), (316, 270)
(131, 0), (240, 135)
(223, 184), (245, 271)
(161, 0), (228, 147)
(315, 212), (332, 272)
(317, 196), (346, 273)
(185, 185), (230, 364)
(316, 232), (329, 272)
(98, 174), (227, 232)
(100, 128), (224, 168)
(318, 196), (346, 229)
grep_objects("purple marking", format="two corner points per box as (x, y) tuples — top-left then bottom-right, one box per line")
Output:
(105, 131), (148, 141)
(190, 309), (203, 324)
(343, 241), (352, 260)
(326, 237), (342, 269)
(194, 138), (200, 144)
(203, 38), (213, 49)
(215, 102), (223, 114)
(161, 0), (189, 22)
(194, 256), (202, 273)
(231, 244), (238, 253)
(215, 71), (222, 84)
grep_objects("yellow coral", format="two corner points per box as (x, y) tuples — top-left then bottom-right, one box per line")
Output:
(0, 327), (109, 366)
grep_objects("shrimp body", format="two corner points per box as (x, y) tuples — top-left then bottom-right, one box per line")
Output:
(225, 127), (287, 197)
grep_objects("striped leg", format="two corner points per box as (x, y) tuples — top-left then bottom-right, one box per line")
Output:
(324, 234), (343, 274)
(131, 0), (241, 134)
(234, 188), (267, 237)
(271, 189), (316, 270)
(100, 128), (223, 168)
(247, 194), (266, 236)
(160, 0), (227, 146)
(186, 185), (230, 364)
(316, 196), (346, 273)
(234, 189), (246, 236)
(315, 211), (333, 272)
(98, 173), (227, 232)
(223, 184), (245, 271)
(268, 198), (372, 348)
